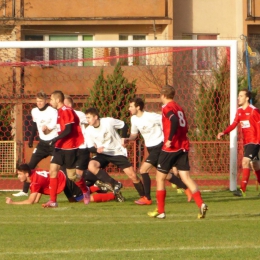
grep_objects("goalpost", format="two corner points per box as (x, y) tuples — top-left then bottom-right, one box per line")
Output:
(0, 40), (238, 191)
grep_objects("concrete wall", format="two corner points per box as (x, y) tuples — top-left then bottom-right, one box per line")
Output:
(23, 0), (166, 18)
(174, 0), (243, 40)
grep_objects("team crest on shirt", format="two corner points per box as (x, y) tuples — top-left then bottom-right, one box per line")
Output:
(240, 120), (250, 128)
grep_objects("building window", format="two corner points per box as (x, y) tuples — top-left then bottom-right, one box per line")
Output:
(24, 35), (44, 62)
(24, 35), (93, 67)
(119, 35), (146, 66)
(182, 34), (218, 71)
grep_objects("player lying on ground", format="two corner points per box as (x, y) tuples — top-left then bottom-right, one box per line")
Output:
(6, 164), (66, 205)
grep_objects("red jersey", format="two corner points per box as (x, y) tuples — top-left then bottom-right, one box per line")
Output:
(55, 105), (84, 149)
(223, 104), (260, 145)
(29, 169), (66, 195)
(162, 101), (190, 152)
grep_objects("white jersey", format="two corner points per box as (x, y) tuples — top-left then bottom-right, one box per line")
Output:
(85, 117), (127, 157)
(31, 105), (58, 141)
(131, 111), (163, 147)
(75, 110), (88, 149)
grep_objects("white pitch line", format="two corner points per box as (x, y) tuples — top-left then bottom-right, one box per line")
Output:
(0, 216), (260, 225)
(0, 245), (260, 256)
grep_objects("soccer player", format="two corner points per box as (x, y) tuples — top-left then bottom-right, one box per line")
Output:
(124, 97), (192, 205)
(148, 85), (208, 219)
(64, 170), (120, 203)
(64, 95), (90, 176)
(85, 107), (145, 200)
(6, 164), (66, 205)
(12, 91), (58, 197)
(42, 90), (89, 208)
(217, 89), (260, 197)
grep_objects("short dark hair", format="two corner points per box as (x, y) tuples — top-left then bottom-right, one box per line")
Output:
(240, 89), (251, 100)
(51, 90), (64, 102)
(85, 107), (100, 118)
(129, 97), (145, 111)
(17, 164), (31, 176)
(161, 85), (176, 99)
(64, 94), (74, 107)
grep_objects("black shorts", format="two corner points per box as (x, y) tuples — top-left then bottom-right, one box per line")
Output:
(75, 148), (90, 170)
(28, 140), (54, 169)
(157, 150), (190, 174)
(145, 142), (163, 167)
(244, 144), (260, 160)
(90, 154), (132, 170)
(51, 148), (78, 169)
(63, 177), (82, 199)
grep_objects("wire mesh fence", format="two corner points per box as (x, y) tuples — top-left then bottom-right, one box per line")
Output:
(0, 42), (254, 190)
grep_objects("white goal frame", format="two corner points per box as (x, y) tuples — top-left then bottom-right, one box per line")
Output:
(0, 40), (238, 190)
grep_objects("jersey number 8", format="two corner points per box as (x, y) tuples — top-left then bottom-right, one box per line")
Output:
(177, 111), (186, 127)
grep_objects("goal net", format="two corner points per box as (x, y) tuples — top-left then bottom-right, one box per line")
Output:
(0, 40), (239, 191)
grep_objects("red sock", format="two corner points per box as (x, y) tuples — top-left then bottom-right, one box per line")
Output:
(240, 168), (250, 192)
(50, 177), (58, 202)
(156, 190), (166, 214)
(92, 193), (115, 202)
(75, 177), (88, 193)
(192, 191), (203, 208)
(254, 169), (260, 184)
(90, 186), (100, 193)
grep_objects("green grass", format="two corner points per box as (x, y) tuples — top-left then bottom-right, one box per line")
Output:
(1, 186), (260, 260)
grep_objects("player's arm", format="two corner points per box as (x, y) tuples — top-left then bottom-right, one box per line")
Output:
(44, 108), (58, 132)
(28, 121), (37, 148)
(165, 111), (178, 147)
(6, 192), (40, 205)
(217, 115), (239, 139)
(122, 133), (138, 147)
(125, 133), (138, 142)
(118, 122), (129, 138)
(49, 123), (72, 145)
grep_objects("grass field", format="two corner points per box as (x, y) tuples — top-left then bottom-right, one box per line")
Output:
(1, 186), (260, 260)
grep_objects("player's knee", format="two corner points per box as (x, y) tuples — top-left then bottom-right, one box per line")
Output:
(67, 169), (77, 181)
(242, 157), (251, 168)
(251, 160), (260, 171)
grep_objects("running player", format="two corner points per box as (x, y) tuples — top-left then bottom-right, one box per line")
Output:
(12, 91), (58, 197)
(42, 90), (89, 208)
(217, 89), (260, 197)
(6, 164), (66, 205)
(148, 85), (208, 219)
(85, 107), (145, 201)
(125, 97), (192, 205)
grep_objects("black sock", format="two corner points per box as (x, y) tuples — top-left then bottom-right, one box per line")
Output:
(23, 182), (30, 193)
(83, 170), (98, 183)
(133, 181), (145, 197)
(96, 169), (117, 187)
(141, 173), (151, 199)
(168, 174), (187, 189)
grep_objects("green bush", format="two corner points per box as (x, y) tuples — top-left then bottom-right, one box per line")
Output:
(84, 62), (137, 127)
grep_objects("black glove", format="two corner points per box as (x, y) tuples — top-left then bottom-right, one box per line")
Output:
(49, 137), (58, 146)
(28, 139), (33, 148)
